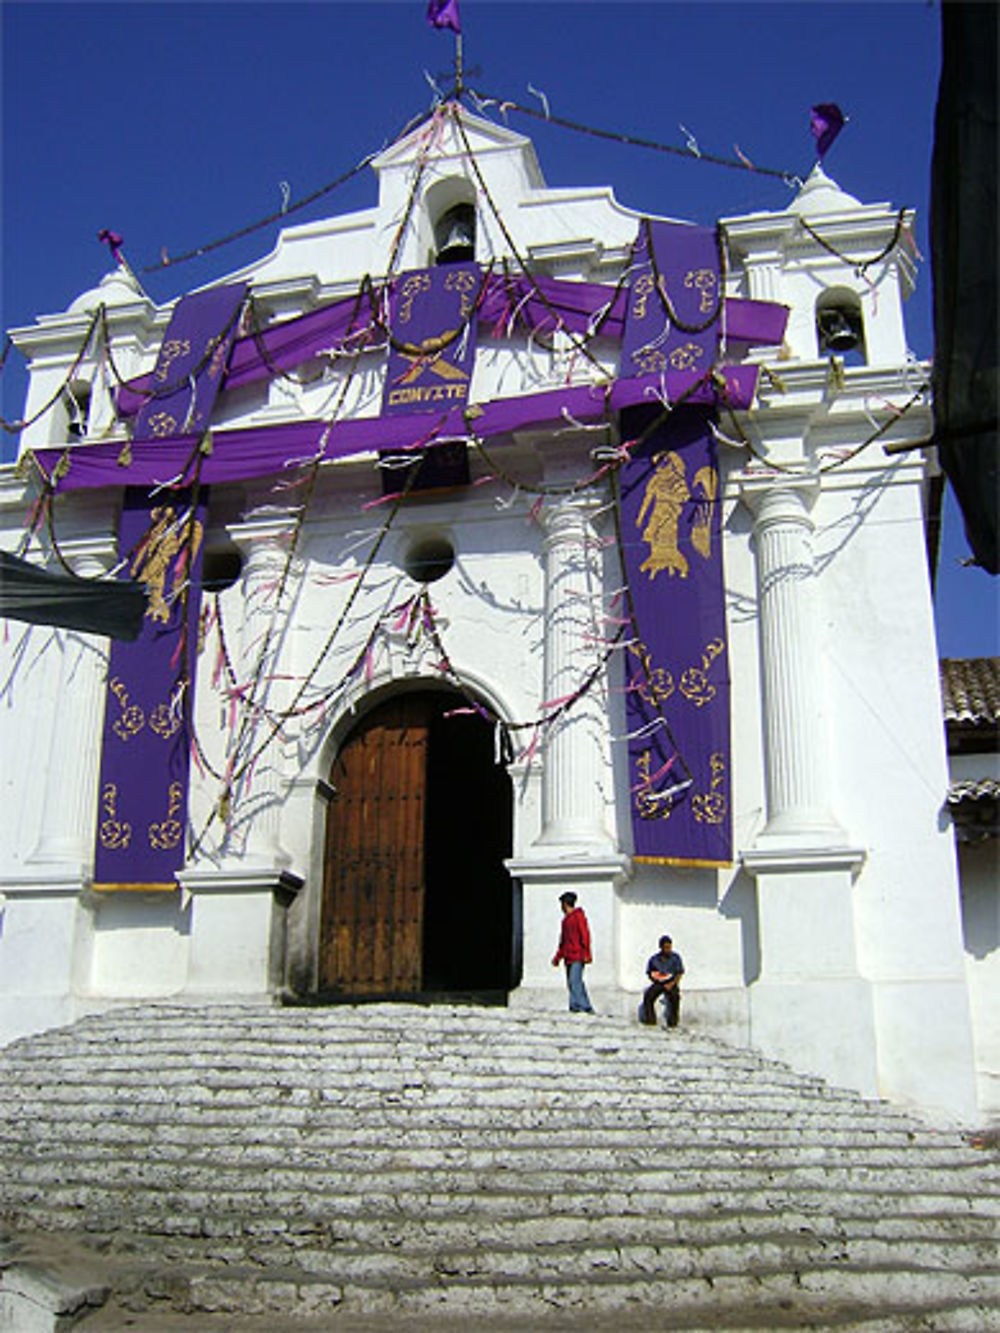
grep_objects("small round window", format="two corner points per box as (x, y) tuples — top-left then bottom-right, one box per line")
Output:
(404, 535), (455, 583)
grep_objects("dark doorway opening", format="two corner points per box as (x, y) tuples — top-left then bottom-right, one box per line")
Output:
(422, 705), (514, 993)
(318, 689), (516, 1001)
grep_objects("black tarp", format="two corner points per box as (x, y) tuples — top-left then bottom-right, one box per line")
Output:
(931, 1), (999, 574)
(0, 551), (147, 641)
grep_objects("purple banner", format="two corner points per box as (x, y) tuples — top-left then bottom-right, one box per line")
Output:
(93, 489), (206, 890)
(40, 365), (761, 495)
(114, 275), (783, 415)
(619, 406), (731, 865)
(133, 284), (246, 439)
(383, 266), (479, 414)
(623, 220), (722, 382)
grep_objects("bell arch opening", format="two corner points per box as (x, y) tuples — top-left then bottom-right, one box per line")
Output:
(317, 686), (517, 1002)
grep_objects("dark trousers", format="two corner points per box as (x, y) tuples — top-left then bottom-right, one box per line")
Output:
(641, 980), (680, 1027)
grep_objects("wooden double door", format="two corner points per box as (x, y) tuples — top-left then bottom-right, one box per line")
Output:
(319, 691), (515, 997)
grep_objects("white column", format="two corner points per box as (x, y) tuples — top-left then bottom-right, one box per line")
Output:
(508, 490), (629, 1013)
(739, 473), (874, 1096)
(536, 496), (608, 847)
(28, 537), (114, 875)
(226, 510), (297, 868)
(741, 475), (843, 844)
(181, 506), (303, 1000)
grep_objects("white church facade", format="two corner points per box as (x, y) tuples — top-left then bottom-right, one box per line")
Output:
(1, 108), (993, 1126)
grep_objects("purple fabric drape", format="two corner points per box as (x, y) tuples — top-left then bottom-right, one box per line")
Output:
(38, 366), (759, 494)
(93, 488), (207, 890)
(114, 273), (785, 417)
(132, 284), (246, 439)
(618, 219), (731, 865)
(622, 220), (722, 378)
(619, 407), (731, 865)
(383, 266), (479, 415)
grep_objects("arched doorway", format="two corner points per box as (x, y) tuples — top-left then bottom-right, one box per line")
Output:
(318, 689), (516, 999)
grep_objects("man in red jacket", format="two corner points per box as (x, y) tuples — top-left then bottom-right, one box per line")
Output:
(552, 891), (595, 1013)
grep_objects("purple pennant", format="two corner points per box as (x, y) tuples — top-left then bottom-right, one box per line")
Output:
(427, 0), (461, 32)
(97, 228), (124, 265)
(810, 103), (845, 158)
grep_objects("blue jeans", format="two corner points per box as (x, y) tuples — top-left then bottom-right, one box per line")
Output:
(565, 961), (594, 1013)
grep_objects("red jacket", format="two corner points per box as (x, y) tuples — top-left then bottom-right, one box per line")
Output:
(553, 907), (592, 965)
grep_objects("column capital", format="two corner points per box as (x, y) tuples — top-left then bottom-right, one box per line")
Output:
(42, 531), (119, 577)
(227, 506), (299, 553)
(737, 471), (819, 527)
(539, 492), (603, 549)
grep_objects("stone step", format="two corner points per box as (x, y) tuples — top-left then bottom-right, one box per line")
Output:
(105, 1203), (1000, 1253)
(0, 1103), (915, 1141)
(0, 1119), (953, 1154)
(93, 1263), (1000, 1322)
(6, 1179), (996, 1239)
(2, 1001), (997, 1330)
(8, 1180), (992, 1228)
(43, 1233), (1000, 1288)
(0, 1060), (838, 1097)
(1, 1134), (983, 1174)
(6, 1147), (997, 1194)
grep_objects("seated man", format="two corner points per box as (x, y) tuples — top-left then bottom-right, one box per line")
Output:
(641, 935), (684, 1028)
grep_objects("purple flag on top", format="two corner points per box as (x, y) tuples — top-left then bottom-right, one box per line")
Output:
(93, 488), (207, 891)
(618, 406), (732, 866)
(810, 103), (845, 158)
(427, 0), (461, 32)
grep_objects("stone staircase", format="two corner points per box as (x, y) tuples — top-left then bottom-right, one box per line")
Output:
(0, 1002), (998, 1331)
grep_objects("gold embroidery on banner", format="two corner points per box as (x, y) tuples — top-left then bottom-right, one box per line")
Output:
(636, 451), (691, 580)
(634, 749), (674, 823)
(397, 273), (431, 324)
(690, 464), (717, 560)
(628, 642), (674, 706)
(684, 268), (718, 314)
(149, 702), (181, 739)
(131, 506), (204, 624)
(443, 269), (476, 318)
(633, 348), (668, 376)
(679, 638), (726, 708)
(691, 752), (727, 825)
(148, 781), (184, 851)
(109, 676), (145, 740)
(154, 338), (191, 383)
(146, 412), (178, 438)
(631, 273), (655, 320)
(667, 342), (704, 372)
(98, 783), (132, 850)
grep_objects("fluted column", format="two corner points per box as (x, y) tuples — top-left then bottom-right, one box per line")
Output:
(536, 497), (608, 847)
(28, 537), (114, 875)
(227, 511), (297, 867)
(741, 476), (844, 843)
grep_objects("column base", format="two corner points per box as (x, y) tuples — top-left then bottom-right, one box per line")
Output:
(750, 976), (879, 1097)
(507, 849), (630, 995)
(177, 866), (303, 996)
(742, 839), (876, 1098)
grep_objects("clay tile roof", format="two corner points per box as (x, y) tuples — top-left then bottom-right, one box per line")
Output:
(940, 657), (1000, 725)
(947, 777), (1000, 804)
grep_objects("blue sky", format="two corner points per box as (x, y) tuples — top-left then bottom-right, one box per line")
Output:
(2, 0), (996, 655)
